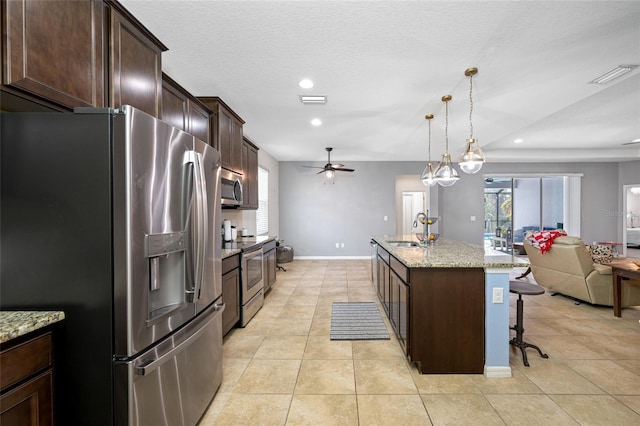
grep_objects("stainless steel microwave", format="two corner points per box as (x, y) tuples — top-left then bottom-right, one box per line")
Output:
(221, 169), (243, 206)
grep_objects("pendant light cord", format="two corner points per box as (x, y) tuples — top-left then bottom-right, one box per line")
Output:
(428, 119), (432, 162)
(469, 74), (474, 139)
(445, 100), (449, 152)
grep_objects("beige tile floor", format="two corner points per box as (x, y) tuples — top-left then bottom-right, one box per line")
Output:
(199, 259), (640, 425)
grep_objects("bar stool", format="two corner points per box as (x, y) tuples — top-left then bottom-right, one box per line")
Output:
(509, 281), (549, 367)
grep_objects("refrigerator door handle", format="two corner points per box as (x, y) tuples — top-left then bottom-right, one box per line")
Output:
(192, 151), (208, 302)
(135, 302), (225, 376)
(182, 153), (196, 299)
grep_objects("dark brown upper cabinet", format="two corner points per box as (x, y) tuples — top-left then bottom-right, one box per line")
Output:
(109, 2), (166, 118)
(241, 137), (259, 210)
(1, 0), (106, 110)
(198, 97), (245, 173)
(162, 73), (211, 143)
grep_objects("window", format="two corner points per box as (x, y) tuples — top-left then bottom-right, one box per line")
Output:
(256, 167), (269, 235)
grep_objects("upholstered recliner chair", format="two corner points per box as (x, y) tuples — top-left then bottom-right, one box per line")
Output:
(524, 236), (640, 306)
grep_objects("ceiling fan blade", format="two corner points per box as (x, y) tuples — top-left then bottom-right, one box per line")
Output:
(316, 170), (327, 175)
(334, 167), (354, 172)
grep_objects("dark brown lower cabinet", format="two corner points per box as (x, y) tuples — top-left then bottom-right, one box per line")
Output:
(263, 240), (277, 293)
(374, 244), (485, 374)
(410, 268), (485, 374)
(1, 332), (54, 426)
(222, 255), (240, 336)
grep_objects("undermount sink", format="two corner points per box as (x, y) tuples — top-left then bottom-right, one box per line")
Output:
(388, 241), (420, 247)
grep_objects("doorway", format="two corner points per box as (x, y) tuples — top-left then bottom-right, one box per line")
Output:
(402, 191), (426, 235)
(622, 184), (640, 257)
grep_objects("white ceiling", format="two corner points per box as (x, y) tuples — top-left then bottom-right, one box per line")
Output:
(120, 0), (640, 163)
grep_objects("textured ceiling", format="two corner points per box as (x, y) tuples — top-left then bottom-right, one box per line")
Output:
(120, 0), (640, 163)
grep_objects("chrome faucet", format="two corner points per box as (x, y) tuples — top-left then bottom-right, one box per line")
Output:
(413, 212), (428, 244)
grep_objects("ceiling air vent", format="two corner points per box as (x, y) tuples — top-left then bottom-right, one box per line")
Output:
(299, 95), (327, 104)
(589, 65), (638, 84)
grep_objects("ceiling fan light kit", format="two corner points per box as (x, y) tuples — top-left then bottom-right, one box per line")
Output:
(303, 147), (355, 182)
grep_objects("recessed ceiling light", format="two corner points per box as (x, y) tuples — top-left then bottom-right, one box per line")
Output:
(299, 95), (327, 104)
(513, 138), (524, 144)
(311, 118), (322, 126)
(589, 65), (639, 84)
(298, 79), (314, 89)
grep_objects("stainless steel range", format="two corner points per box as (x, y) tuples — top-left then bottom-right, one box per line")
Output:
(240, 244), (264, 326)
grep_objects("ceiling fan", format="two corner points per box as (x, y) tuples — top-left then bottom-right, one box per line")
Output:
(304, 147), (355, 178)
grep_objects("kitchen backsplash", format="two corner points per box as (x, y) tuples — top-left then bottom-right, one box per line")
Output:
(220, 209), (257, 238)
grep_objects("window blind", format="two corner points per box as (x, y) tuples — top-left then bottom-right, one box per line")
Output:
(256, 167), (269, 235)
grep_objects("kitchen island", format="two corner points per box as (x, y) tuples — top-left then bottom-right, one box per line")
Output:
(372, 235), (527, 377)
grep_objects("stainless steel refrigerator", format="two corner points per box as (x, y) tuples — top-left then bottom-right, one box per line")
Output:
(1, 106), (224, 425)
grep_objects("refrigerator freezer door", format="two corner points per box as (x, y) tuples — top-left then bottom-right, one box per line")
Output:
(114, 302), (225, 426)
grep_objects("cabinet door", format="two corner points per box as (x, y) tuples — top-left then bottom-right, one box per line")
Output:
(263, 249), (276, 292)
(230, 117), (243, 172)
(3, 0), (105, 109)
(389, 270), (400, 335)
(378, 258), (390, 315)
(189, 101), (211, 144)
(398, 277), (409, 353)
(218, 108), (233, 168)
(109, 8), (164, 117)
(241, 140), (259, 209)
(222, 268), (240, 336)
(0, 371), (53, 426)
(162, 76), (188, 131)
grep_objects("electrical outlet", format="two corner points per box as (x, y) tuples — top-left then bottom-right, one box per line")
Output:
(341, 243), (344, 248)
(335, 243), (339, 248)
(492, 287), (504, 304)
(384, 215), (388, 221)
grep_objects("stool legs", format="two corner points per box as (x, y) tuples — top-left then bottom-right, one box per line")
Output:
(510, 295), (549, 366)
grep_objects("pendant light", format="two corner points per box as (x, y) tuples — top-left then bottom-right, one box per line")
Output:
(433, 95), (460, 187)
(459, 67), (486, 174)
(421, 114), (437, 187)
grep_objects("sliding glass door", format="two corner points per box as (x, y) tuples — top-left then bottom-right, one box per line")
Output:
(484, 174), (581, 252)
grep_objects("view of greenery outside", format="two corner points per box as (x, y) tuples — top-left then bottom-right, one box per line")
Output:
(484, 191), (512, 236)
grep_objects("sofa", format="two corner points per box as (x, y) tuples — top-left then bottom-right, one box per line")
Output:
(523, 236), (640, 306)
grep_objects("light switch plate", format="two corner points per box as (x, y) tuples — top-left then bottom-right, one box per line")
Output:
(492, 287), (504, 304)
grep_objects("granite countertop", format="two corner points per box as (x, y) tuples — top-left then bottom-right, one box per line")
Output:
(373, 235), (529, 268)
(222, 236), (276, 259)
(0, 311), (65, 344)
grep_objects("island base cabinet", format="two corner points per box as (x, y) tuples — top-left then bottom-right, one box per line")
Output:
(409, 268), (485, 374)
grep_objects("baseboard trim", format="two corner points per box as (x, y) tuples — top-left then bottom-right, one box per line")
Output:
(484, 366), (512, 378)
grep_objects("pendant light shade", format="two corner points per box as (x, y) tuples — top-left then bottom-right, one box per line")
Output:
(459, 138), (484, 174)
(421, 114), (438, 187)
(434, 152), (459, 187)
(434, 95), (460, 187)
(459, 67), (485, 174)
